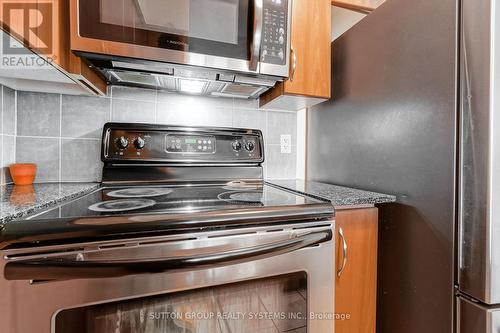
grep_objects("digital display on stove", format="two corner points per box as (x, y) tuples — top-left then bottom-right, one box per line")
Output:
(166, 134), (216, 154)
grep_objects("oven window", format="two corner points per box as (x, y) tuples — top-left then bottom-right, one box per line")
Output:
(54, 272), (307, 333)
(78, 0), (250, 60)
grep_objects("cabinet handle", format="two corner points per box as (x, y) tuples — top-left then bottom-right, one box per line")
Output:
(290, 45), (297, 81)
(337, 227), (348, 277)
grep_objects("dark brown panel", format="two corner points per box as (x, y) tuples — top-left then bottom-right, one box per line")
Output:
(307, 0), (458, 332)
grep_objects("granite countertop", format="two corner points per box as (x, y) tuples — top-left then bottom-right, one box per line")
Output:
(0, 180), (395, 224)
(0, 183), (100, 223)
(268, 179), (396, 207)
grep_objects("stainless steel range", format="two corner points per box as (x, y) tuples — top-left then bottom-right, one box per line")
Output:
(0, 123), (335, 333)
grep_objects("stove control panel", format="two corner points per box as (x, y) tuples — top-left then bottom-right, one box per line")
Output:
(102, 124), (264, 164)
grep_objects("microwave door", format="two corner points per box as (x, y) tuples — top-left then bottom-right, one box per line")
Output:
(74, 0), (257, 73)
(134, 0), (265, 73)
(133, 0), (244, 48)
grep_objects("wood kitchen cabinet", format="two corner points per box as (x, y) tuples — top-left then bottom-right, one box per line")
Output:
(259, 0), (332, 111)
(335, 207), (378, 333)
(0, 0), (106, 95)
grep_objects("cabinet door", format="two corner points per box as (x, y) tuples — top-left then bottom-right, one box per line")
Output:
(335, 208), (378, 333)
(0, 0), (65, 62)
(0, 0), (106, 95)
(284, 0), (331, 98)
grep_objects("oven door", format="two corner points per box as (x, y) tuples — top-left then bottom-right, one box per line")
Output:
(0, 222), (334, 333)
(70, 0), (291, 77)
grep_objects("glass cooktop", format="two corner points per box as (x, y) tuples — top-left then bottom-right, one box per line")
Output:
(27, 183), (327, 220)
(1, 182), (334, 249)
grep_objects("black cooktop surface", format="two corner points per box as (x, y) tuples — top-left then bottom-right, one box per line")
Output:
(27, 182), (325, 220)
(0, 183), (334, 249)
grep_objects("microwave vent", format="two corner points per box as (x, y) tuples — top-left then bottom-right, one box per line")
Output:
(175, 68), (216, 81)
(111, 61), (174, 75)
(222, 83), (264, 97)
(206, 81), (226, 94)
(155, 75), (177, 90)
(108, 70), (158, 88)
(101, 65), (274, 99)
(218, 74), (235, 82)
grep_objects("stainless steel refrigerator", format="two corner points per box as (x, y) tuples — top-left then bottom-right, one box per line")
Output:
(458, 0), (500, 330)
(308, 0), (500, 331)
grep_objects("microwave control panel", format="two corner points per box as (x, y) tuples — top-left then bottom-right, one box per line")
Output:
(261, 0), (289, 65)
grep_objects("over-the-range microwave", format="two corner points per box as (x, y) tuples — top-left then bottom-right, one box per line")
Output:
(70, 0), (292, 99)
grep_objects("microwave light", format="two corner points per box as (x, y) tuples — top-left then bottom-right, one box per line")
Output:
(179, 79), (206, 94)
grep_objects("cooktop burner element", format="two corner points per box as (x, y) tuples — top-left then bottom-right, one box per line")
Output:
(88, 199), (157, 212)
(107, 188), (173, 198)
(222, 180), (261, 191)
(218, 190), (292, 206)
(217, 191), (264, 206)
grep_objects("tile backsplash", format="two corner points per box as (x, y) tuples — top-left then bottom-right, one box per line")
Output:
(3, 86), (299, 183)
(0, 86), (16, 185)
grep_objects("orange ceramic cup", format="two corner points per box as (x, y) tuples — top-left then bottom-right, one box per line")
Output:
(9, 163), (37, 185)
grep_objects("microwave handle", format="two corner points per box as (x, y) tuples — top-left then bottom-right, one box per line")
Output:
(249, 0), (264, 71)
(4, 230), (332, 281)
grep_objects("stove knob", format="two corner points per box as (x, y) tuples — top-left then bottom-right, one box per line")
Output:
(117, 136), (129, 149)
(245, 141), (255, 152)
(134, 137), (146, 149)
(232, 140), (242, 151)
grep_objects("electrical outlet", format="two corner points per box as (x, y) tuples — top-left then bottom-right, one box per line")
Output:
(280, 134), (292, 154)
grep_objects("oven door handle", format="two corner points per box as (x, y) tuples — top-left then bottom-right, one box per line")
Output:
(249, 0), (264, 71)
(4, 230), (332, 281)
